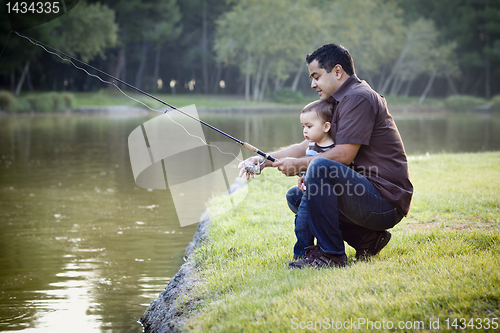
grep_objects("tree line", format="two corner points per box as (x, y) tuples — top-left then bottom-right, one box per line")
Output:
(0, 0), (499, 101)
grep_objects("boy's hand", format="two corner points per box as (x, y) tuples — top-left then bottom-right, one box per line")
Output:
(298, 175), (306, 191)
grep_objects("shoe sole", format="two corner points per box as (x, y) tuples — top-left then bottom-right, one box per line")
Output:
(355, 231), (391, 260)
(372, 231), (391, 256)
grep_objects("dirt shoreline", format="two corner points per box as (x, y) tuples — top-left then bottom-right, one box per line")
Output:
(139, 179), (247, 333)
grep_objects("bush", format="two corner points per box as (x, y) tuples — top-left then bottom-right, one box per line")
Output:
(273, 87), (305, 104)
(0, 90), (16, 113)
(25, 94), (54, 113)
(21, 93), (74, 113)
(48, 92), (67, 112)
(13, 97), (32, 113)
(444, 95), (488, 112)
(61, 92), (74, 110)
(491, 95), (500, 112)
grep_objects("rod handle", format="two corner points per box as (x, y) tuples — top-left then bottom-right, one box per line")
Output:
(242, 142), (276, 162)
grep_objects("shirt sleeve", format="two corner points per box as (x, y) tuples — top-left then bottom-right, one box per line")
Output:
(335, 96), (376, 146)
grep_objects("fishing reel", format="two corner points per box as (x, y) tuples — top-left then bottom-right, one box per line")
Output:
(243, 158), (265, 175)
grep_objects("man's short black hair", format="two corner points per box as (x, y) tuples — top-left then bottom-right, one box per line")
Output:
(306, 43), (355, 76)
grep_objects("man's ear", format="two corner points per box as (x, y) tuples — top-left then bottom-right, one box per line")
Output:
(334, 64), (343, 79)
(324, 122), (331, 133)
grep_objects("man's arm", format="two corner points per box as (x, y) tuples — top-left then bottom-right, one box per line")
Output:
(238, 140), (309, 177)
(273, 143), (361, 177)
(267, 140), (309, 162)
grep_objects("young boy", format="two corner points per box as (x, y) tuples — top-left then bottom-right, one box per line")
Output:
(288, 99), (335, 258)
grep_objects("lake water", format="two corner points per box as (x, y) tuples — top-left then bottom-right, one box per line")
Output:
(1, 110), (499, 332)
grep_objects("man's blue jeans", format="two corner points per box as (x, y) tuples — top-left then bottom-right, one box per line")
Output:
(286, 158), (403, 258)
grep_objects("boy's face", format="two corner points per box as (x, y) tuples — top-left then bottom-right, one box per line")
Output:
(308, 60), (341, 101)
(300, 111), (330, 143)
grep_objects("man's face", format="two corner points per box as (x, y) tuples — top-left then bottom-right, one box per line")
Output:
(308, 60), (340, 101)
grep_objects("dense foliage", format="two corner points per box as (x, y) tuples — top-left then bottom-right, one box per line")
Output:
(0, 0), (499, 100)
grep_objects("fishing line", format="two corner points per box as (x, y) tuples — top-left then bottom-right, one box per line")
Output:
(13, 31), (244, 162)
(12, 31), (276, 166)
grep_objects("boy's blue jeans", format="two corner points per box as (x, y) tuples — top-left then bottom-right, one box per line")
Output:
(286, 158), (403, 258)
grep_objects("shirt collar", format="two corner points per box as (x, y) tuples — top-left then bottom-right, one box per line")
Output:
(328, 74), (361, 103)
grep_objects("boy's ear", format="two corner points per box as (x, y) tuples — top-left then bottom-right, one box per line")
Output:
(324, 122), (331, 132)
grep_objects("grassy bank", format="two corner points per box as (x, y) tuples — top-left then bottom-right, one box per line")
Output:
(179, 152), (500, 332)
(72, 91), (296, 109)
(3, 90), (500, 114)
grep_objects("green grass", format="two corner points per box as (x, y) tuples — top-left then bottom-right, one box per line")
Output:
(71, 91), (448, 110)
(178, 152), (500, 332)
(10, 90), (492, 114)
(71, 91), (305, 109)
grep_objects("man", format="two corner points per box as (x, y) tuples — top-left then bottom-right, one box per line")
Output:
(239, 43), (413, 269)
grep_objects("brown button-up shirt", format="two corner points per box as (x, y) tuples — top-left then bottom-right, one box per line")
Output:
(329, 74), (413, 216)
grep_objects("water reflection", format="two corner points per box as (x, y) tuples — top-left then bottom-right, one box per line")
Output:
(201, 112), (500, 155)
(0, 115), (197, 332)
(1, 111), (499, 332)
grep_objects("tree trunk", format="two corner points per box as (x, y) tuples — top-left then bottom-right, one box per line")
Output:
(389, 75), (401, 96)
(135, 41), (148, 89)
(26, 70), (33, 91)
(201, 0), (209, 94)
(113, 46), (126, 81)
(419, 72), (436, 104)
(212, 63), (222, 93)
(393, 77), (405, 96)
(15, 61), (30, 96)
(403, 79), (414, 98)
(245, 53), (252, 101)
(273, 78), (283, 95)
(485, 54), (490, 99)
(258, 68), (269, 102)
(291, 63), (305, 92)
(446, 74), (458, 95)
(253, 58), (264, 102)
(153, 47), (161, 92)
(380, 44), (411, 95)
(471, 73), (485, 96)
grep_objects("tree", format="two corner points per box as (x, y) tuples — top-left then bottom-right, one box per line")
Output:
(214, 0), (323, 101)
(98, 0), (181, 90)
(0, 1), (118, 94)
(48, 1), (118, 62)
(397, 0), (500, 98)
(318, 0), (406, 83)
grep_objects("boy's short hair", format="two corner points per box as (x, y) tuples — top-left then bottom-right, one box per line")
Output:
(306, 43), (355, 76)
(301, 100), (334, 125)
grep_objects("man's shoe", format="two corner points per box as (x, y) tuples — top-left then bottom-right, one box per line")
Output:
(355, 230), (391, 260)
(288, 246), (347, 269)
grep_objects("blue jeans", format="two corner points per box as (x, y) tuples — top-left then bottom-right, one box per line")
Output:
(286, 158), (403, 258)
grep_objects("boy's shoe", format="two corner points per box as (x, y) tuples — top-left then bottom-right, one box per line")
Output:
(355, 230), (391, 260)
(288, 246), (347, 269)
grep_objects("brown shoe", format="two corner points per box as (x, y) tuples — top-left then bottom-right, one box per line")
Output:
(288, 246), (347, 269)
(355, 231), (391, 260)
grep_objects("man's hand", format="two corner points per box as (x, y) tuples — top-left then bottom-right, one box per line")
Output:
(273, 157), (304, 177)
(238, 156), (266, 179)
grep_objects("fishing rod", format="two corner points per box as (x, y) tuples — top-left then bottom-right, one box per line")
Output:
(12, 31), (276, 173)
